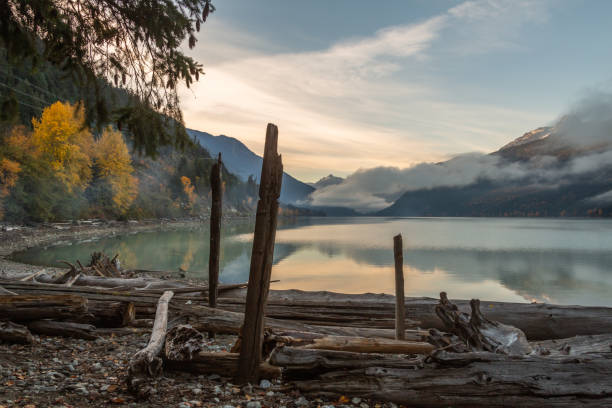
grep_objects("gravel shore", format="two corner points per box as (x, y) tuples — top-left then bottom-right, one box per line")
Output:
(0, 221), (396, 408)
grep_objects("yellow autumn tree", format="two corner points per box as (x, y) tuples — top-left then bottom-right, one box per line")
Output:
(93, 127), (138, 213)
(31, 101), (94, 192)
(180, 176), (197, 211)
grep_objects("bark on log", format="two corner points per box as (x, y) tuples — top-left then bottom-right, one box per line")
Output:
(0, 320), (33, 344)
(208, 153), (222, 309)
(220, 289), (612, 340)
(127, 291), (173, 399)
(238, 123), (283, 384)
(85, 301), (135, 328)
(393, 234), (405, 340)
(270, 346), (425, 380)
(0, 286), (17, 295)
(287, 348), (612, 407)
(0, 294), (88, 321)
(27, 320), (98, 340)
(531, 333), (612, 356)
(165, 351), (281, 379)
(179, 305), (429, 341)
(301, 335), (434, 354)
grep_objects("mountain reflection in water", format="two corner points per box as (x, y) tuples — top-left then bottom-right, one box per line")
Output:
(11, 217), (612, 306)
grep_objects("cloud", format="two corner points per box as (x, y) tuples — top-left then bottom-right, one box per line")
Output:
(308, 91), (612, 212)
(181, 0), (556, 181)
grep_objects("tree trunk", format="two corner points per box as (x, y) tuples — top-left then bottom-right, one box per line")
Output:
(208, 152), (222, 309)
(393, 234), (405, 340)
(237, 123), (283, 384)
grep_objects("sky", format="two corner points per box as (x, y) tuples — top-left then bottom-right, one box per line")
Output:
(179, 0), (612, 183)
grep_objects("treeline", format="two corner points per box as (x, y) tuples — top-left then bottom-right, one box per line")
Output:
(0, 100), (258, 223)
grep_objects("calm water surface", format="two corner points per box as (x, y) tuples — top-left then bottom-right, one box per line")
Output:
(11, 217), (612, 306)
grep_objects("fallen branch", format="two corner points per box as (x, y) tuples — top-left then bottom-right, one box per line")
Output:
(127, 290), (173, 399)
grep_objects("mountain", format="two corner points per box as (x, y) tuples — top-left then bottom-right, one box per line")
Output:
(309, 174), (344, 189)
(187, 129), (314, 204)
(376, 126), (612, 217)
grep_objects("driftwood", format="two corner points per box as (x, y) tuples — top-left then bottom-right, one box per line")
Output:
(531, 333), (612, 356)
(127, 291), (173, 399)
(164, 351), (281, 379)
(0, 320), (33, 343)
(284, 347), (612, 407)
(164, 325), (205, 361)
(393, 234), (405, 340)
(434, 292), (531, 355)
(0, 286), (17, 295)
(238, 123), (284, 384)
(219, 289), (612, 340)
(208, 153), (222, 309)
(0, 294), (88, 321)
(270, 346), (425, 380)
(85, 301), (135, 328)
(264, 334), (434, 355)
(28, 320), (98, 340)
(179, 304), (429, 341)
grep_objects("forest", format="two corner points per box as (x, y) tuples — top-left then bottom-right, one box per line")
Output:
(0, 58), (257, 222)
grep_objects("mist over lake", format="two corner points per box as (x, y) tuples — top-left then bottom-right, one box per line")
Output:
(12, 217), (612, 307)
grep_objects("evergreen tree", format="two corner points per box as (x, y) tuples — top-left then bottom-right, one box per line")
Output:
(0, 0), (214, 156)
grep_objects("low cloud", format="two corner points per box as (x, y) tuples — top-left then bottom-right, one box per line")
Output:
(308, 91), (612, 212)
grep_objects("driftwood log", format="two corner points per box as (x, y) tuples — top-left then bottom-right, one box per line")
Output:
(219, 289), (612, 340)
(27, 320), (98, 340)
(434, 292), (531, 355)
(0, 320), (33, 343)
(127, 291), (174, 399)
(0, 294), (88, 321)
(179, 304), (429, 341)
(84, 301), (135, 328)
(279, 346), (612, 407)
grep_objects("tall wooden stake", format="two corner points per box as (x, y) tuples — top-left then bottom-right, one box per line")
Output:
(393, 234), (406, 340)
(208, 153), (222, 309)
(237, 123), (283, 384)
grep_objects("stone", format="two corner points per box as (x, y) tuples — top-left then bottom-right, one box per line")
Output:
(259, 379), (272, 389)
(246, 402), (261, 408)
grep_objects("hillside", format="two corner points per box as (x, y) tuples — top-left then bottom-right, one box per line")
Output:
(187, 129), (314, 204)
(376, 126), (612, 217)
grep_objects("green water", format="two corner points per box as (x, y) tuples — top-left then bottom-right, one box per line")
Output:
(10, 217), (612, 306)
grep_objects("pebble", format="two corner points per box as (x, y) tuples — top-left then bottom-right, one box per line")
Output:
(352, 397), (362, 404)
(295, 396), (309, 406)
(191, 387), (202, 395)
(259, 379), (272, 389)
(246, 402), (261, 408)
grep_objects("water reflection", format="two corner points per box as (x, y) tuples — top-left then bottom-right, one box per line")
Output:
(11, 217), (612, 306)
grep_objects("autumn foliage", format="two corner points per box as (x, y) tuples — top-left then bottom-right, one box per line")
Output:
(0, 102), (137, 221)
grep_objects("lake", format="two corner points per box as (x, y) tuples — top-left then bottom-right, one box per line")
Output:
(10, 217), (612, 306)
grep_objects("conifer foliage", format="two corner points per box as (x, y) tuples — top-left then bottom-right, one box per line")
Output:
(0, 0), (215, 155)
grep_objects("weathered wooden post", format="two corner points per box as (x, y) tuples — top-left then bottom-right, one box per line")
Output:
(236, 123), (283, 384)
(208, 152), (222, 310)
(393, 234), (406, 340)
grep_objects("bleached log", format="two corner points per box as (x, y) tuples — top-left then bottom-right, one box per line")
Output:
(127, 291), (173, 399)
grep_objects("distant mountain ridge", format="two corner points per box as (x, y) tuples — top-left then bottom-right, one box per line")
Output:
(376, 125), (612, 217)
(187, 129), (314, 204)
(309, 174), (344, 189)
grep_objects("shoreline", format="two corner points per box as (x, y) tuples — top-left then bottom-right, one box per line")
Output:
(0, 217), (250, 278)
